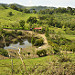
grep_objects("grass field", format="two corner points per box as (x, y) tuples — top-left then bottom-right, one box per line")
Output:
(0, 53), (75, 75)
(63, 34), (75, 40)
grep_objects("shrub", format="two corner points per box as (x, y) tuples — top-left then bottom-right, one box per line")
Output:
(0, 35), (2, 39)
(19, 20), (25, 29)
(31, 37), (35, 44)
(49, 30), (55, 34)
(5, 35), (10, 41)
(59, 55), (71, 62)
(69, 44), (75, 53)
(0, 48), (8, 57)
(8, 12), (13, 16)
(36, 49), (47, 57)
(17, 31), (22, 35)
(4, 31), (13, 36)
(53, 47), (60, 55)
(34, 38), (43, 46)
(12, 31), (16, 34)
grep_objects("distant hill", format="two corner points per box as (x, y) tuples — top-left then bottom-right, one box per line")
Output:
(0, 3), (56, 11)
(0, 3), (8, 6)
(26, 6), (56, 11)
(8, 3), (25, 9)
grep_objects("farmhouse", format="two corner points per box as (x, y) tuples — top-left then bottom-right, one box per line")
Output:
(30, 27), (42, 31)
(34, 27), (42, 30)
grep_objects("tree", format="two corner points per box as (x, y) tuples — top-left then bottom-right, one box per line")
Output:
(18, 8), (23, 12)
(1, 4), (8, 9)
(67, 7), (74, 15)
(19, 20), (25, 29)
(31, 37), (35, 44)
(8, 12), (13, 16)
(48, 16), (54, 27)
(39, 16), (47, 20)
(33, 10), (37, 13)
(34, 38), (43, 46)
(10, 4), (18, 10)
(55, 7), (67, 13)
(36, 49), (47, 57)
(23, 9), (30, 13)
(27, 17), (37, 24)
(45, 27), (49, 37)
(0, 48), (8, 57)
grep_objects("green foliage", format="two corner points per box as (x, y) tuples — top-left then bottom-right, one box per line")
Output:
(59, 54), (71, 62)
(1, 4), (8, 9)
(0, 53), (75, 75)
(38, 6), (74, 15)
(27, 17), (37, 24)
(34, 38), (43, 46)
(23, 9), (30, 13)
(31, 37), (35, 44)
(11, 31), (16, 34)
(36, 49), (47, 57)
(53, 47), (60, 55)
(48, 34), (72, 46)
(41, 27), (46, 34)
(47, 16), (54, 27)
(0, 35), (2, 39)
(17, 31), (22, 35)
(0, 48), (8, 57)
(0, 28), (3, 34)
(8, 12), (13, 16)
(33, 10), (37, 13)
(55, 7), (67, 13)
(49, 30), (55, 34)
(67, 44), (75, 53)
(5, 35), (10, 41)
(10, 4), (18, 10)
(45, 27), (49, 37)
(38, 15), (47, 20)
(19, 20), (25, 29)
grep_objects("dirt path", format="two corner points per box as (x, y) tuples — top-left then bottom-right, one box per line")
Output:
(3, 29), (49, 50)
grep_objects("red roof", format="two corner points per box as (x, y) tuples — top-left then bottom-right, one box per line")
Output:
(34, 27), (42, 30)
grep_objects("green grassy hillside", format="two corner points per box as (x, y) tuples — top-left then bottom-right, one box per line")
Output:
(0, 7), (38, 28)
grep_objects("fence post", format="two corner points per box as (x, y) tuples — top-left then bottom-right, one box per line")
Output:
(11, 59), (13, 75)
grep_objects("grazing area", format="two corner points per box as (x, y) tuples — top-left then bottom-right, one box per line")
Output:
(0, 3), (75, 75)
(0, 54), (75, 75)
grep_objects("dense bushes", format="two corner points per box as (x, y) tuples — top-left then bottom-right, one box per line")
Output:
(53, 47), (60, 54)
(59, 55), (71, 62)
(0, 48), (8, 57)
(47, 34), (71, 46)
(8, 12), (13, 16)
(17, 31), (22, 35)
(19, 20), (25, 29)
(0, 30), (24, 48)
(36, 49), (47, 57)
(34, 38), (44, 46)
(31, 37), (44, 46)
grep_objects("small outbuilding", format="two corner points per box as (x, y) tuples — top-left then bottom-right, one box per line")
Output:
(34, 27), (42, 30)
